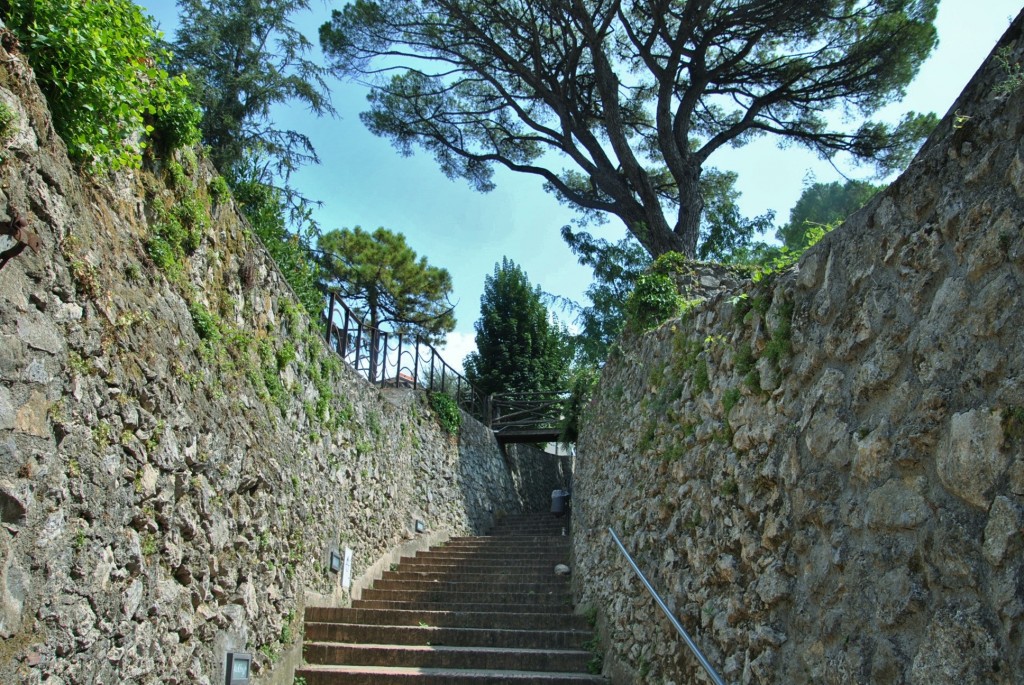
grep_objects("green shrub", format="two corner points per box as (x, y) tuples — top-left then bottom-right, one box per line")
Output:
(428, 392), (461, 435)
(561, 366), (599, 443)
(624, 272), (681, 332)
(174, 195), (208, 252)
(764, 299), (794, 364)
(146, 195), (208, 276)
(230, 173), (324, 318)
(188, 300), (220, 342)
(145, 235), (178, 274)
(1003, 406), (1024, 444)
(276, 342), (297, 370)
(208, 175), (231, 205)
(994, 45), (1024, 97)
(0, 101), (15, 142)
(722, 386), (741, 415)
(5, 0), (201, 170)
(693, 358), (710, 395)
(649, 251), (691, 277)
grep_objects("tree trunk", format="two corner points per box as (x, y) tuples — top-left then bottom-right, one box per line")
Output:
(625, 163), (703, 259)
(675, 164), (704, 259)
(633, 220), (689, 259)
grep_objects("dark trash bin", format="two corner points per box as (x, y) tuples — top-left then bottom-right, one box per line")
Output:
(551, 489), (569, 516)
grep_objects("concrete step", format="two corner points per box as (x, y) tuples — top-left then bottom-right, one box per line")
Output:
(385, 562), (562, 577)
(399, 556), (565, 569)
(351, 599), (577, 614)
(359, 587), (572, 606)
(487, 521), (568, 533)
(299, 513), (603, 683)
(304, 622), (591, 650)
(485, 530), (566, 537)
(438, 542), (569, 552)
(446, 532), (569, 540)
(380, 569), (567, 584)
(303, 642), (592, 672)
(372, 578), (569, 594)
(294, 664), (605, 684)
(407, 551), (569, 563)
(305, 607), (591, 631)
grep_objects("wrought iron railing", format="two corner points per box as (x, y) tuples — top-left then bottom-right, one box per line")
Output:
(324, 293), (487, 421)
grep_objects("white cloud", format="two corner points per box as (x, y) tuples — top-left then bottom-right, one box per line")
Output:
(437, 331), (477, 374)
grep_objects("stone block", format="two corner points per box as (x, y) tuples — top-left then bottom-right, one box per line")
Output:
(865, 478), (930, 531)
(16, 315), (63, 355)
(937, 409), (1008, 509)
(910, 605), (999, 684)
(13, 390), (49, 438)
(982, 495), (1022, 567)
(0, 387), (14, 432)
(0, 335), (26, 381)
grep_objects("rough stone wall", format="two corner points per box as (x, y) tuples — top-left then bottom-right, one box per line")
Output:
(573, 15), (1024, 685)
(505, 444), (572, 513)
(0, 41), (557, 685)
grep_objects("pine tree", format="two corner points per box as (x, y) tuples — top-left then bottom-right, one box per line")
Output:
(318, 226), (455, 344)
(464, 258), (570, 397)
(322, 0), (939, 258)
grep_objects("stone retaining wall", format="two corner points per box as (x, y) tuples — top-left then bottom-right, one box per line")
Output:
(572, 14), (1024, 685)
(0, 41), (557, 685)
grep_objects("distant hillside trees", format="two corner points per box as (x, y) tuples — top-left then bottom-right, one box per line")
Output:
(465, 259), (571, 397)
(560, 228), (650, 367)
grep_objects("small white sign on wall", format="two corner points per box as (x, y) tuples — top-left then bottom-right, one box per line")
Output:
(341, 547), (353, 591)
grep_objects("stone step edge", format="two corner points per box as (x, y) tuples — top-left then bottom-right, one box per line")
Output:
(350, 600), (579, 614)
(306, 621), (590, 637)
(295, 663), (605, 680)
(305, 608), (588, 628)
(304, 641), (591, 657)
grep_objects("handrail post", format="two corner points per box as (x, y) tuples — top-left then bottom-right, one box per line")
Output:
(397, 335), (404, 387)
(353, 318), (363, 376)
(608, 527), (727, 685)
(369, 330), (381, 384)
(412, 335), (421, 388)
(340, 307), (350, 356)
(326, 292), (336, 345)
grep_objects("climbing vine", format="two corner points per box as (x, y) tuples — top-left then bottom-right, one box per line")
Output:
(428, 392), (461, 435)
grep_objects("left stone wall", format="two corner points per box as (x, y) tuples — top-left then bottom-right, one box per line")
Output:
(0, 40), (531, 684)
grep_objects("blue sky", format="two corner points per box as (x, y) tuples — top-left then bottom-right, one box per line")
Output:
(142, 0), (1022, 369)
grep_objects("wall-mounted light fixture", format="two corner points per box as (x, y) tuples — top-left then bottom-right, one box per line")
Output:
(329, 549), (342, 573)
(225, 652), (251, 685)
(415, 519), (426, 533)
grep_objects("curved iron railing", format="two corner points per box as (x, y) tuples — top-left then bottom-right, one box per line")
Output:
(608, 527), (727, 685)
(324, 293), (487, 421)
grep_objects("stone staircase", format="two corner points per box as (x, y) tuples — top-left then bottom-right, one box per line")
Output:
(295, 513), (606, 684)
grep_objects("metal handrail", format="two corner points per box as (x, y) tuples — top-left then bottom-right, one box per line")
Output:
(608, 527), (727, 685)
